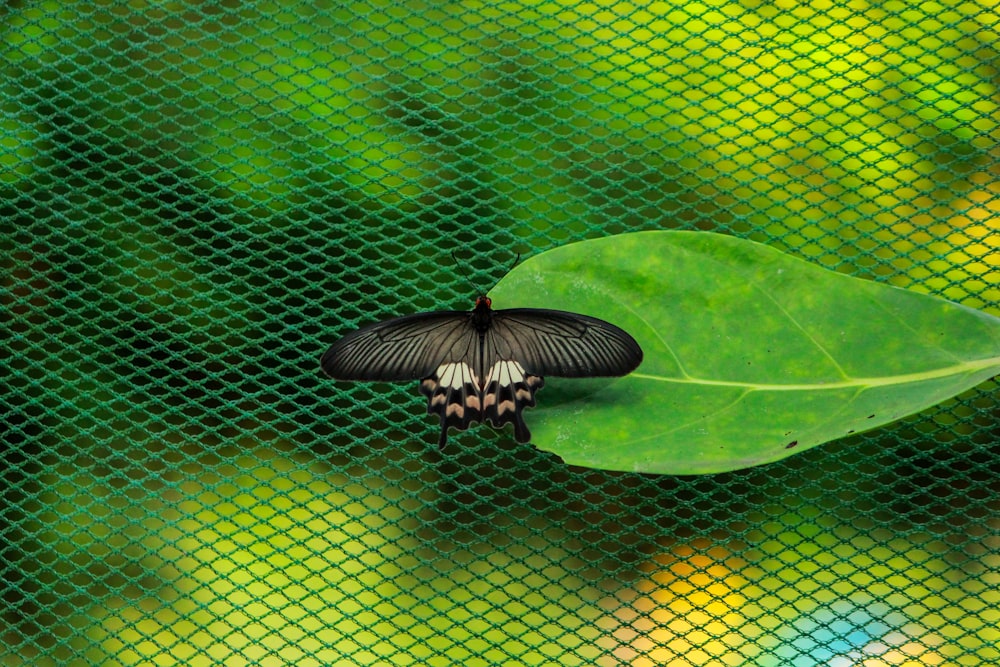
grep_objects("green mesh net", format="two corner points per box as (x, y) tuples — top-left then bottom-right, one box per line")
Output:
(3, 2), (999, 665)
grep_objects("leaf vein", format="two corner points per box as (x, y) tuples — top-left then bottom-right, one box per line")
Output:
(630, 355), (999, 391)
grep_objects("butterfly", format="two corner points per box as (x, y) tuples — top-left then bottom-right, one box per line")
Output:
(321, 294), (643, 448)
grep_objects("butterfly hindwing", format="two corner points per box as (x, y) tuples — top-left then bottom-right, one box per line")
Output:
(481, 359), (544, 443)
(419, 358), (545, 446)
(419, 361), (483, 449)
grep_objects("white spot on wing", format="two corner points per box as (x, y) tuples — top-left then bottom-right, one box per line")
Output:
(435, 362), (478, 389)
(486, 360), (525, 387)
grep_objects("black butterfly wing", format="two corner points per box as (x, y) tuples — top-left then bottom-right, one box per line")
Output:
(321, 311), (486, 446)
(419, 360), (485, 448)
(320, 311), (473, 381)
(478, 358), (544, 444)
(488, 308), (643, 378)
(475, 308), (641, 444)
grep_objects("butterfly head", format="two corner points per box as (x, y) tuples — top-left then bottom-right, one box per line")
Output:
(471, 295), (494, 332)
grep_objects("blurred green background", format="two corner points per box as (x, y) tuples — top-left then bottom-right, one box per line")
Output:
(2, 1), (997, 665)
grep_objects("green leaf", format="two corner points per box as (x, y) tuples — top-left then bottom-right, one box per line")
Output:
(490, 231), (1000, 475)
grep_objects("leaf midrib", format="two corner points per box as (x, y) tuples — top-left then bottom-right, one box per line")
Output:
(631, 355), (1000, 391)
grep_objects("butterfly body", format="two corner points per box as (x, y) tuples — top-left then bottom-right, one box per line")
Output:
(322, 295), (641, 447)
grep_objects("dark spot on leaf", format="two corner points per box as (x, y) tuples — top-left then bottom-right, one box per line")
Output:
(846, 429), (854, 434)
(785, 440), (799, 449)
(867, 414), (875, 419)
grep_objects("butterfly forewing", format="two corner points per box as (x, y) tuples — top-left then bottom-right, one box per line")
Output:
(490, 309), (643, 377)
(322, 298), (642, 447)
(321, 311), (474, 381)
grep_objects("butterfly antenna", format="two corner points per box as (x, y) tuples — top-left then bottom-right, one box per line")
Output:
(452, 250), (523, 294)
(480, 251), (521, 295)
(451, 250), (481, 294)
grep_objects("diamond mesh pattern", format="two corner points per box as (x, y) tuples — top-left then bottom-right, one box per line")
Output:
(2, 1), (998, 665)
